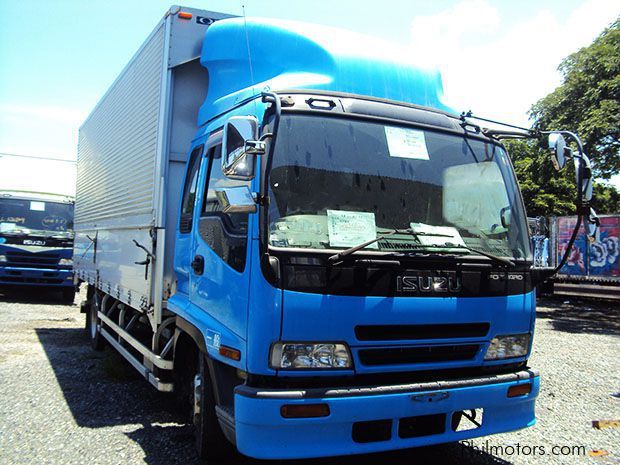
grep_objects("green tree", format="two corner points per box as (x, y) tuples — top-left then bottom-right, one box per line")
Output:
(506, 139), (620, 216)
(506, 140), (575, 217)
(530, 17), (620, 179)
(506, 17), (620, 217)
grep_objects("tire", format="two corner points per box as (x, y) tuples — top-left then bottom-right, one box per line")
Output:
(538, 280), (554, 296)
(192, 353), (235, 460)
(85, 296), (105, 351)
(61, 288), (75, 304)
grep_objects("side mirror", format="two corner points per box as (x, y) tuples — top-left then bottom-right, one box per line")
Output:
(578, 154), (593, 202)
(585, 208), (600, 242)
(222, 116), (260, 180)
(548, 133), (568, 171)
(500, 206), (511, 229)
(215, 186), (257, 214)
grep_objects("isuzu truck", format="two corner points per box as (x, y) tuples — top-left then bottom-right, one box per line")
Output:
(0, 190), (75, 302)
(74, 6), (598, 459)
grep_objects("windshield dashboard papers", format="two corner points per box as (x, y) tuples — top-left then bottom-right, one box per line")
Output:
(327, 210), (377, 248)
(1, 222), (16, 233)
(30, 201), (45, 211)
(410, 223), (466, 247)
(385, 126), (429, 160)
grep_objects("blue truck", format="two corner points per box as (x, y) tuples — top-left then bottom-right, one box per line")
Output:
(73, 6), (595, 460)
(0, 190), (75, 302)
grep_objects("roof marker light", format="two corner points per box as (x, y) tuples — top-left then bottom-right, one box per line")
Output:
(178, 12), (192, 20)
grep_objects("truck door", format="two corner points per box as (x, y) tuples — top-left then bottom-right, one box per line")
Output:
(189, 132), (252, 339)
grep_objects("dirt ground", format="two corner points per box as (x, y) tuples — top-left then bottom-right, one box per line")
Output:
(0, 288), (618, 465)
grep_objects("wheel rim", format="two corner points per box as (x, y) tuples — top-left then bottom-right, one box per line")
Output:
(193, 373), (202, 426)
(90, 302), (98, 339)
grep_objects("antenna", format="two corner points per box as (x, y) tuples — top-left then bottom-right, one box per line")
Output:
(241, 4), (255, 87)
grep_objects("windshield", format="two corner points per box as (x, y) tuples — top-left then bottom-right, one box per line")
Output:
(267, 114), (531, 261)
(0, 198), (74, 236)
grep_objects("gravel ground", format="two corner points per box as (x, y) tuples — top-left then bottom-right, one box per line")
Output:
(0, 288), (618, 465)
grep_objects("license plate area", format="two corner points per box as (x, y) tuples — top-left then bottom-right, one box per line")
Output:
(398, 413), (446, 438)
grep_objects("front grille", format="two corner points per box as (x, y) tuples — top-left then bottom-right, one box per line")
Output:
(358, 344), (480, 366)
(5, 251), (60, 269)
(355, 323), (490, 341)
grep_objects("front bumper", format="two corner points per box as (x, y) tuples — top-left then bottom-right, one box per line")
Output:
(234, 369), (539, 459)
(0, 266), (73, 287)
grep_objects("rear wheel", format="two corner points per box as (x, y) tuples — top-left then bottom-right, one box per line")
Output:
(192, 353), (235, 460)
(85, 295), (105, 351)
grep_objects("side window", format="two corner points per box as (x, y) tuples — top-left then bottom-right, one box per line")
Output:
(179, 145), (203, 233)
(199, 144), (252, 272)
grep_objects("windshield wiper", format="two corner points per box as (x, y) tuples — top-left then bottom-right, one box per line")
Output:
(327, 228), (453, 265)
(421, 242), (515, 268)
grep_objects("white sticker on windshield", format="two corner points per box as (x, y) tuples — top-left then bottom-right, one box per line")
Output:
(1, 222), (16, 233)
(410, 223), (466, 247)
(30, 201), (45, 211)
(385, 126), (429, 160)
(327, 210), (378, 249)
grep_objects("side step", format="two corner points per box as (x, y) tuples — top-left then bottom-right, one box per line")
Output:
(98, 311), (174, 392)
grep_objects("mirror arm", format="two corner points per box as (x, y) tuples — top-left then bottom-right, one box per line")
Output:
(254, 193), (269, 207)
(244, 140), (267, 155)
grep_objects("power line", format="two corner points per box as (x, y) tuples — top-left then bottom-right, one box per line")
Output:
(0, 152), (76, 163)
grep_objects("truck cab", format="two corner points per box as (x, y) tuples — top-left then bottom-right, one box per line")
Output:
(0, 191), (75, 301)
(168, 17), (538, 459)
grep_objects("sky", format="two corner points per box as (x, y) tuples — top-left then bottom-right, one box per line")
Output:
(0, 0), (619, 196)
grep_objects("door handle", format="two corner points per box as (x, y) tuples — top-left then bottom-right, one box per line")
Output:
(191, 255), (204, 275)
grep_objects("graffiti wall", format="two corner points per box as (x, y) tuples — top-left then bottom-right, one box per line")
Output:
(557, 215), (620, 278)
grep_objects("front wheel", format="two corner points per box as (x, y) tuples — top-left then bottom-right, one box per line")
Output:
(192, 353), (235, 460)
(61, 288), (75, 304)
(85, 296), (105, 351)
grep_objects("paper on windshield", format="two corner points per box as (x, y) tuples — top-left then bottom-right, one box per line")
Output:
(30, 201), (45, 211)
(384, 126), (429, 160)
(0, 222), (16, 233)
(327, 210), (378, 248)
(410, 222), (466, 247)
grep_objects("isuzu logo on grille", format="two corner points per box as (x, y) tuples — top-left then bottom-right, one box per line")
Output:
(396, 273), (462, 294)
(23, 239), (46, 246)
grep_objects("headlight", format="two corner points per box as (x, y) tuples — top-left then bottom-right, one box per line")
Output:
(270, 342), (352, 369)
(0, 254), (7, 263)
(59, 258), (73, 265)
(484, 334), (530, 360)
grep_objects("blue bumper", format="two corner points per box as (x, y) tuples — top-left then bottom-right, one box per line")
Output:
(234, 369), (539, 459)
(0, 266), (73, 288)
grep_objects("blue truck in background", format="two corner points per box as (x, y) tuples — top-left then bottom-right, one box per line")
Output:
(73, 6), (595, 460)
(0, 190), (75, 302)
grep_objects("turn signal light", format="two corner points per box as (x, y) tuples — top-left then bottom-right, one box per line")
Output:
(281, 404), (330, 418)
(219, 345), (241, 361)
(178, 11), (193, 20)
(507, 383), (532, 397)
